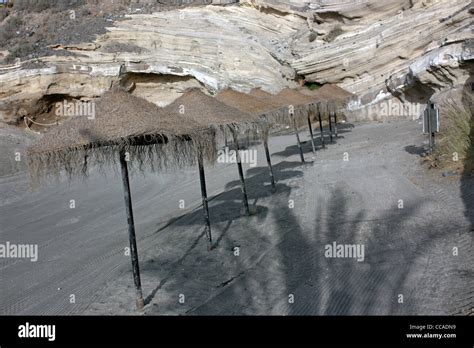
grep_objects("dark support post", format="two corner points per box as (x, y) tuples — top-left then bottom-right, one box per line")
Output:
(231, 129), (251, 216)
(427, 101), (432, 153)
(197, 152), (212, 250)
(119, 149), (144, 310)
(328, 107), (333, 143)
(427, 100), (435, 154)
(423, 100), (439, 154)
(292, 114), (305, 163)
(307, 108), (316, 155)
(318, 106), (325, 149)
(263, 135), (276, 189)
(224, 127), (228, 148)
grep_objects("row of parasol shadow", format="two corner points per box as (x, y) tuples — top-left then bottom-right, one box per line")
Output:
(26, 84), (356, 310)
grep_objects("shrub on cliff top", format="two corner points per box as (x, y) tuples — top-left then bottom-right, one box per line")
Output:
(13, 0), (84, 12)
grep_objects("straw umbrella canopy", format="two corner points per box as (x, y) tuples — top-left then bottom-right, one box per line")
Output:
(299, 84), (357, 142)
(279, 86), (345, 153)
(276, 88), (322, 160)
(163, 88), (259, 136)
(301, 84), (346, 96)
(300, 84), (356, 108)
(249, 88), (279, 101)
(248, 88), (314, 125)
(249, 88), (315, 162)
(216, 88), (287, 188)
(27, 89), (216, 310)
(28, 89), (216, 183)
(274, 88), (317, 126)
(248, 88), (296, 126)
(162, 88), (261, 234)
(216, 88), (275, 118)
(215, 88), (288, 136)
(299, 86), (334, 140)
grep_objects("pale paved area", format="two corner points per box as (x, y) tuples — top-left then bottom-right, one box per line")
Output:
(184, 120), (474, 315)
(1, 119), (473, 315)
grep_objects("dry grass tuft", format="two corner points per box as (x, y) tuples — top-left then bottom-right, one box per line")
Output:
(432, 88), (474, 173)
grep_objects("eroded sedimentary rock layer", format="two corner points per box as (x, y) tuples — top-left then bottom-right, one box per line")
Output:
(241, 0), (414, 22)
(0, 5), (306, 123)
(0, 0), (472, 124)
(290, 0), (472, 103)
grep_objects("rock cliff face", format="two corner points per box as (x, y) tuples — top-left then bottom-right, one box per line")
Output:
(0, 0), (472, 124)
(288, 0), (473, 119)
(0, 5), (305, 123)
(241, 0), (414, 21)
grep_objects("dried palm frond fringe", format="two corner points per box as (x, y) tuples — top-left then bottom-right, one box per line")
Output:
(28, 134), (217, 184)
(299, 84), (357, 118)
(162, 88), (262, 144)
(27, 89), (217, 186)
(27, 85), (356, 187)
(250, 88), (321, 128)
(217, 88), (286, 139)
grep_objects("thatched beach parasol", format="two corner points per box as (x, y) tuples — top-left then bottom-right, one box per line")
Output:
(27, 89), (216, 310)
(248, 88), (294, 124)
(163, 88), (258, 133)
(216, 88), (288, 189)
(300, 84), (357, 143)
(216, 88), (287, 130)
(162, 88), (261, 245)
(300, 84), (356, 109)
(249, 88), (316, 163)
(275, 88), (324, 158)
(28, 90), (216, 181)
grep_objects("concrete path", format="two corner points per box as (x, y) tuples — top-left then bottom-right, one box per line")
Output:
(0, 120), (472, 315)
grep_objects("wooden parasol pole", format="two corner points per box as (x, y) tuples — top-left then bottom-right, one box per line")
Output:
(328, 105), (333, 143)
(318, 104), (325, 149)
(119, 149), (145, 310)
(307, 105), (317, 155)
(230, 127), (251, 216)
(262, 129), (276, 189)
(292, 112), (305, 163)
(197, 152), (213, 250)
(224, 127), (228, 148)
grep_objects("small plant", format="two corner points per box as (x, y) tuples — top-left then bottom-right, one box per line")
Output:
(0, 15), (22, 41)
(432, 89), (474, 173)
(308, 31), (317, 42)
(0, 5), (9, 22)
(13, 0), (84, 12)
(305, 82), (323, 91)
(7, 42), (34, 60)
